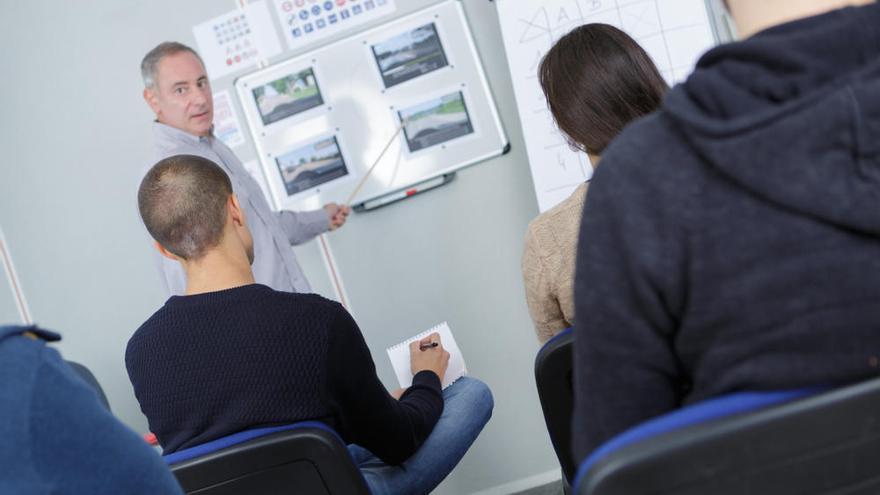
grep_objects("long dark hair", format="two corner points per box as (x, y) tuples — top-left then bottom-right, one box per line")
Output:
(539, 24), (668, 155)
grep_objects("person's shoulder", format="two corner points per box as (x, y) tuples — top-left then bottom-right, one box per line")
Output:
(271, 289), (338, 305)
(593, 110), (702, 198)
(125, 304), (171, 357)
(150, 126), (212, 162)
(0, 328), (46, 386)
(270, 290), (348, 317)
(152, 145), (214, 164)
(144, 141), (214, 183)
(604, 111), (682, 168)
(269, 291), (359, 342)
(544, 182), (588, 223)
(525, 183), (588, 250)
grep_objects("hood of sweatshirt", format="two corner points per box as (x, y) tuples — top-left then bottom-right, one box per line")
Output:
(663, 3), (880, 234)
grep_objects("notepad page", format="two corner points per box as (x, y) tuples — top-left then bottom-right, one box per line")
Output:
(386, 322), (467, 390)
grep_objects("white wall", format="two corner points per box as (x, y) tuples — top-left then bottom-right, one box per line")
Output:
(0, 1), (730, 493)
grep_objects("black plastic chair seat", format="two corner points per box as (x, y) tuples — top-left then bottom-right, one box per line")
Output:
(169, 424), (370, 495)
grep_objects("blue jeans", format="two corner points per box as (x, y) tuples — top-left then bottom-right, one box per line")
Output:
(348, 377), (494, 495)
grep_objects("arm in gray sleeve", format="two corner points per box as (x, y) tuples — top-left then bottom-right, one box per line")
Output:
(277, 208), (330, 246)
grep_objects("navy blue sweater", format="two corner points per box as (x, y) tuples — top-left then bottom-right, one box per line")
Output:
(573, 4), (880, 461)
(126, 284), (443, 465)
(0, 325), (182, 494)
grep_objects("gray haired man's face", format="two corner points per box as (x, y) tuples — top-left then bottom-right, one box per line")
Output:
(146, 51), (214, 137)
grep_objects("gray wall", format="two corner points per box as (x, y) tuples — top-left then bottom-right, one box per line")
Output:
(0, 1), (554, 493)
(0, 1), (730, 493)
(0, 255), (22, 324)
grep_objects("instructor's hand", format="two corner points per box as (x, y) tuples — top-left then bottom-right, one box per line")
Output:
(409, 333), (449, 383)
(324, 203), (351, 230)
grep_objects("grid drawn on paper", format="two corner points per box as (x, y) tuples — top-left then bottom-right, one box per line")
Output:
(516, 0), (707, 81)
(503, 0), (716, 211)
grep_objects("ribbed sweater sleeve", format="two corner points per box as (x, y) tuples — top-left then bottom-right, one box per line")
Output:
(324, 307), (444, 465)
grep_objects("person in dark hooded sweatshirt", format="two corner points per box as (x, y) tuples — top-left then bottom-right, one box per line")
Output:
(572, 0), (880, 461)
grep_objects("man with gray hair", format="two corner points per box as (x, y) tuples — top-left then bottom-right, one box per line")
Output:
(140, 41), (349, 295)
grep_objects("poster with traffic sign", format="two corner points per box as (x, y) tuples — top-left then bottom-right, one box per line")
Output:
(273, 0), (397, 51)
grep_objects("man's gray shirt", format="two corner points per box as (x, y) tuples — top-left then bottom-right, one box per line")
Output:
(149, 122), (328, 295)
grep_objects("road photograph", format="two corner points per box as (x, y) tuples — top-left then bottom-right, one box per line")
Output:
(253, 67), (324, 125)
(275, 135), (348, 195)
(399, 91), (474, 152)
(372, 23), (448, 88)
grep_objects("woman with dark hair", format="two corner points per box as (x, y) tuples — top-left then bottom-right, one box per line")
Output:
(522, 24), (668, 343)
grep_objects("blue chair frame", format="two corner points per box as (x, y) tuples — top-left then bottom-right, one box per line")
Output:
(166, 422), (370, 494)
(575, 377), (880, 494)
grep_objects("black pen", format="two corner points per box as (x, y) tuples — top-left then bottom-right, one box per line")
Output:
(419, 342), (439, 351)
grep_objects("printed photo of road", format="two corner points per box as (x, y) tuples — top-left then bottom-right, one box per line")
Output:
(275, 136), (348, 196)
(253, 68), (324, 125)
(399, 91), (474, 152)
(372, 23), (448, 88)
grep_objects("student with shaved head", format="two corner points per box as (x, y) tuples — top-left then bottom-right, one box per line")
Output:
(127, 154), (493, 494)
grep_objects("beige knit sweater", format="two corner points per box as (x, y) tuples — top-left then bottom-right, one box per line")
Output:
(521, 183), (589, 343)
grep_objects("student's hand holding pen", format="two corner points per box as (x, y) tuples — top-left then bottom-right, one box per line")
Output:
(409, 332), (449, 382)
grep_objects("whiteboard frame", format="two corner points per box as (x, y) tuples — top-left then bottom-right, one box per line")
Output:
(235, 0), (508, 211)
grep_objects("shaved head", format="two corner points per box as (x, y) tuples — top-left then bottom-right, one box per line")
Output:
(138, 155), (233, 260)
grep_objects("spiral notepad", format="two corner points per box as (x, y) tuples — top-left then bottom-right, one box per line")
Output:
(386, 322), (468, 390)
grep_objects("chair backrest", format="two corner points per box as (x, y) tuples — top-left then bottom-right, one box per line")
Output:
(534, 327), (575, 482)
(65, 360), (111, 411)
(167, 422), (370, 495)
(576, 377), (880, 495)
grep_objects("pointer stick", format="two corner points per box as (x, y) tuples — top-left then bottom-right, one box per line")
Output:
(345, 118), (408, 205)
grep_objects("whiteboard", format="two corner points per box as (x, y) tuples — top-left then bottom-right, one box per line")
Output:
(235, 0), (508, 211)
(497, 0), (719, 212)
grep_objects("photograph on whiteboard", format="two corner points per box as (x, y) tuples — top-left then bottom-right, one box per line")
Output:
(252, 67), (324, 125)
(398, 91), (474, 152)
(275, 136), (348, 196)
(372, 23), (448, 88)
